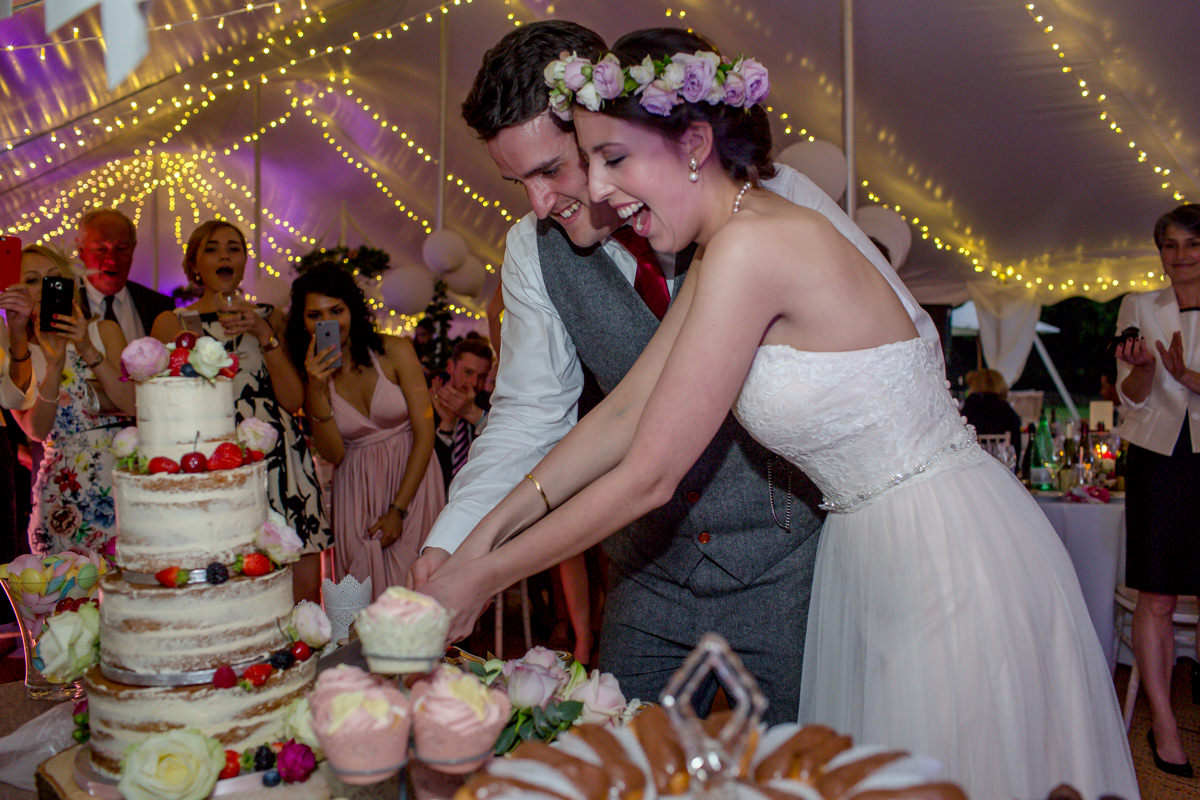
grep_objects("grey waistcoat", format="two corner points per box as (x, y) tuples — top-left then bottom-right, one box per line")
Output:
(537, 224), (821, 589)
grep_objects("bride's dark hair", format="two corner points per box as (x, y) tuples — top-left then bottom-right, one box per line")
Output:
(603, 27), (776, 185)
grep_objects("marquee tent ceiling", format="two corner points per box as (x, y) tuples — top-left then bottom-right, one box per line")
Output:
(1, 0), (1197, 320)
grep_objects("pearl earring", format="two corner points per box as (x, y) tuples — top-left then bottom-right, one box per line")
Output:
(688, 157), (699, 182)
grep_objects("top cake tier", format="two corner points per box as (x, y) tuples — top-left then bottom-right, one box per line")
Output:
(135, 377), (237, 461)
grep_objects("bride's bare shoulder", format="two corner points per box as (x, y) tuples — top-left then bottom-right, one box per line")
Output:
(708, 194), (841, 266)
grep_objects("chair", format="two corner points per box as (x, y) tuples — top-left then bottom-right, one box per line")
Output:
(976, 432), (1015, 469)
(493, 579), (532, 659)
(1111, 584), (1199, 731)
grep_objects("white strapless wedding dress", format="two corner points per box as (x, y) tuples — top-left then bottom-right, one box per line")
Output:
(734, 336), (1139, 800)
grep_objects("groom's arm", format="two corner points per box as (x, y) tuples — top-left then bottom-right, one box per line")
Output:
(419, 215), (585, 562)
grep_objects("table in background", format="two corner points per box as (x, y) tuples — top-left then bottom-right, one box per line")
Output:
(1034, 493), (1126, 667)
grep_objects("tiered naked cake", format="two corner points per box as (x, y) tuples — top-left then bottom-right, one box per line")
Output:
(84, 340), (317, 778)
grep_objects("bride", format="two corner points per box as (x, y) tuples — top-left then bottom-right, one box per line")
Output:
(420, 27), (1138, 799)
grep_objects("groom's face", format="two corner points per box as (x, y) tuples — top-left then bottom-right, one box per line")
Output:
(486, 112), (620, 249)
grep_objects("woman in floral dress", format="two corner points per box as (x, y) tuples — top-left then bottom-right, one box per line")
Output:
(152, 221), (330, 602)
(8, 245), (134, 562)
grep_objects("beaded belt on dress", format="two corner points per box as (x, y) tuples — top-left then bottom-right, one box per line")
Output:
(818, 436), (979, 513)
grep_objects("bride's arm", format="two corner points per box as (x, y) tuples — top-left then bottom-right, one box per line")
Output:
(424, 230), (785, 639)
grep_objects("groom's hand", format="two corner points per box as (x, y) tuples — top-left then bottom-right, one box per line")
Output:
(408, 547), (451, 589)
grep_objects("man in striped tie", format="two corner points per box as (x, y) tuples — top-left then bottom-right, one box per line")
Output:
(432, 337), (494, 491)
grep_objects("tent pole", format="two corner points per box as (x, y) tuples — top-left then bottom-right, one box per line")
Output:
(150, 154), (160, 291)
(253, 84), (262, 295)
(1033, 333), (1080, 422)
(435, 14), (447, 231)
(841, 0), (856, 216)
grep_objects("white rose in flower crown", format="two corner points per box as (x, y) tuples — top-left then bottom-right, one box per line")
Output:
(118, 728), (223, 800)
(282, 697), (324, 758)
(291, 600), (332, 648)
(37, 603), (99, 683)
(629, 55), (656, 86)
(111, 427), (139, 458)
(254, 510), (302, 564)
(566, 669), (626, 725)
(236, 417), (278, 453)
(575, 81), (601, 112)
(188, 336), (232, 380)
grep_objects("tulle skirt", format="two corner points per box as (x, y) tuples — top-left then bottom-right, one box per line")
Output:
(798, 456), (1139, 800)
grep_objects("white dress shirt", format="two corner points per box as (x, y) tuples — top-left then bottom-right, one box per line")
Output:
(0, 323), (38, 414)
(83, 282), (144, 341)
(423, 164), (933, 554)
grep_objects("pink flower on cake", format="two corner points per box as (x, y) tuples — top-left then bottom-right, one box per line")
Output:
(120, 337), (170, 382)
(111, 427), (139, 458)
(188, 336), (232, 380)
(565, 669), (626, 725)
(117, 728), (224, 800)
(236, 418), (278, 453)
(291, 600), (332, 649)
(255, 511), (302, 564)
(502, 661), (560, 709)
(276, 740), (317, 783)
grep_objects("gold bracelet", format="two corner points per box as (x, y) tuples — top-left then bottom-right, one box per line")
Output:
(525, 473), (552, 513)
(310, 409), (335, 424)
(260, 334), (281, 353)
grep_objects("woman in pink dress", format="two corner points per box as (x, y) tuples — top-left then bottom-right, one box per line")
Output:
(285, 264), (444, 598)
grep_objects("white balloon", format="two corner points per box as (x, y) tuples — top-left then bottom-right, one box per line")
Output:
(776, 139), (847, 202)
(421, 229), (468, 275)
(380, 265), (435, 315)
(444, 255), (486, 296)
(855, 205), (913, 269)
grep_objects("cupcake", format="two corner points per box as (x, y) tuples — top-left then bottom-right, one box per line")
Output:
(355, 586), (450, 674)
(411, 664), (511, 773)
(309, 665), (411, 785)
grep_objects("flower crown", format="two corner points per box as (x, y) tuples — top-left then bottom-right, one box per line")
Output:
(544, 50), (769, 120)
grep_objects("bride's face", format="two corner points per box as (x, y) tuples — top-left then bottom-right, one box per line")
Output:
(575, 109), (700, 253)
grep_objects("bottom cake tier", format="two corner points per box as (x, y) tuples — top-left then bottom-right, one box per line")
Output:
(85, 657), (317, 777)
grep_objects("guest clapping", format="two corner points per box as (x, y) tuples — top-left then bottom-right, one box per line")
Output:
(1113, 202), (1200, 777)
(284, 264), (444, 599)
(431, 337), (493, 490)
(6, 245), (132, 560)
(152, 221), (329, 602)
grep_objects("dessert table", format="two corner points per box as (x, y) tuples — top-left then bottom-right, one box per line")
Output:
(1033, 493), (1126, 667)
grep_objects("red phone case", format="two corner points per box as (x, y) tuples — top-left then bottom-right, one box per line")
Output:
(0, 235), (21, 289)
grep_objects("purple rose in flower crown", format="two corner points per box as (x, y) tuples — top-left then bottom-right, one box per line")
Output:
(237, 418), (278, 453)
(639, 80), (681, 116)
(675, 52), (719, 104)
(255, 510), (303, 564)
(562, 54), (590, 92)
(590, 54), (625, 100)
(722, 72), (747, 108)
(739, 58), (770, 106)
(120, 337), (169, 382)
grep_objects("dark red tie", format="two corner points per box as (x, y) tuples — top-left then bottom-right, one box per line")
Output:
(611, 227), (670, 320)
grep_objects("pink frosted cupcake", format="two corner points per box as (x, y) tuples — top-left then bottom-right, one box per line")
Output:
(411, 664), (511, 773)
(355, 586), (450, 674)
(309, 665), (411, 784)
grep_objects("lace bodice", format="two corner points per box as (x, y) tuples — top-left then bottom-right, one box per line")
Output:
(734, 337), (985, 512)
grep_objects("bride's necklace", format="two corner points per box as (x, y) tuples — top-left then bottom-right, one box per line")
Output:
(731, 181), (752, 214)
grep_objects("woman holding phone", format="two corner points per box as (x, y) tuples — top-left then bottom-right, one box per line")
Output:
(4, 245), (133, 560)
(284, 264), (444, 599)
(152, 220), (329, 602)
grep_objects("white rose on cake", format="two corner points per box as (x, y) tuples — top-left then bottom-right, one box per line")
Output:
(111, 427), (139, 458)
(37, 603), (99, 683)
(118, 729), (224, 800)
(254, 510), (302, 564)
(236, 417), (278, 452)
(188, 337), (233, 379)
(291, 600), (332, 648)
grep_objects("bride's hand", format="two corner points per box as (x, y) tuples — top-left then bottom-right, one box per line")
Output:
(419, 560), (493, 644)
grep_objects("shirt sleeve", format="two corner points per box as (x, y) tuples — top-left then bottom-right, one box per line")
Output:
(423, 216), (584, 554)
(0, 331), (40, 411)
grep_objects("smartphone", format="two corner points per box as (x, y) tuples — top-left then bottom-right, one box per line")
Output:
(39, 275), (75, 332)
(0, 235), (20, 288)
(314, 319), (342, 368)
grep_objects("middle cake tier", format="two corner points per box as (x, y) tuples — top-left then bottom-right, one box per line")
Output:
(99, 567), (293, 679)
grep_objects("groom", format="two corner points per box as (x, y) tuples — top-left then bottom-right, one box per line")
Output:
(414, 21), (879, 723)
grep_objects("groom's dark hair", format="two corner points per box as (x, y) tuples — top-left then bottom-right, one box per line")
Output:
(462, 20), (605, 140)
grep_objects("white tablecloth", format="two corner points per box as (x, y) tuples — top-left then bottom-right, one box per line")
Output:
(1034, 494), (1126, 666)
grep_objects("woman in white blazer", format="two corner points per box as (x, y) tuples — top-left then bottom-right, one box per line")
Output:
(1115, 202), (1200, 777)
